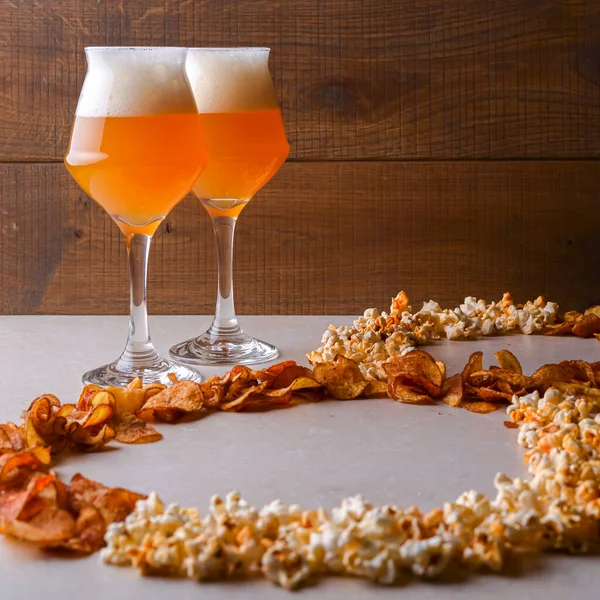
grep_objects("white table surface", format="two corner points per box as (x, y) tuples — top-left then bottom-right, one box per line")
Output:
(0, 315), (599, 599)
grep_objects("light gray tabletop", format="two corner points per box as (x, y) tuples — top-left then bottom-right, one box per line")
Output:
(0, 315), (598, 599)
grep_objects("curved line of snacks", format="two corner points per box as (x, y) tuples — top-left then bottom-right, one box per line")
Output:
(307, 291), (600, 380)
(0, 293), (598, 589)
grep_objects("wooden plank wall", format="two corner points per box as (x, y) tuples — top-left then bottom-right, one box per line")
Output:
(0, 0), (599, 315)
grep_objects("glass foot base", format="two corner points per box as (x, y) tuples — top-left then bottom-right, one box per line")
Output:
(169, 332), (279, 366)
(82, 357), (202, 387)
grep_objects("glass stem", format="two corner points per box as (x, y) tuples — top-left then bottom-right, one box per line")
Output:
(208, 215), (243, 339)
(121, 233), (160, 363)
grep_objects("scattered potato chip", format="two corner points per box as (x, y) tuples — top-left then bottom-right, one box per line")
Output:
(312, 355), (369, 400)
(387, 378), (435, 405)
(384, 352), (444, 389)
(462, 401), (500, 414)
(0, 423), (25, 456)
(494, 350), (522, 374)
(440, 374), (464, 407)
(114, 414), (163, 444)
(545, 322), (575, 336)
(364, 380), (389, 396)
(558, 360), (595, 383)
(105, 378), (146, 415)
(572, 313), (600, 338)
(139, 381), (204, 421)
(462, 352), (483, 380)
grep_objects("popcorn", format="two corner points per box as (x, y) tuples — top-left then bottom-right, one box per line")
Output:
(102, 385), (599, 590)
(308, 292), (559, 380)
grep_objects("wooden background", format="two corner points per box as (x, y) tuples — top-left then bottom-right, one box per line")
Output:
(1, 0), (599, 315)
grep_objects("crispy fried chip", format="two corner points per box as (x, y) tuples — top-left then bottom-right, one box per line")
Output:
(462, 352), (483, 380)
(558, 360), (595, 383)
(388, 373), (441, 397)
(472, 387), (514, 402)
(388, 379), (435, 405)
(219, 383), (269, 412)
(364, 380), (389, 396)
(1, 507), (76, 544)
(468, 369), (531, 390)
(76, 385), (102, 411)
(531, 364), (574, 386)
(52, 503), (106, 553)
(140, 381), (204, 421)
(462, 401), (500, 414)
(105, 378), (146, 415)
(494, 350), (522, 374)
(436, 361), (446, 382)
(572, 313), (600, 338)
(114, 413), (163, 444)
(312, 356), (369, 400)
(440, 374), (464, 407)
(384, 352), (444, 389)
(67, 473), (146, 526)
(545, 322), (575, 336)
(0, 423), (25, 456)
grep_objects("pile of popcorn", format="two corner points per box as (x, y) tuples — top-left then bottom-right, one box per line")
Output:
(101, 388), (600, 590)
(307, 292), (559, 380)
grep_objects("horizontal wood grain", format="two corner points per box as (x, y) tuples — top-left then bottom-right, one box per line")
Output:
(0, 0), (599, 161)
(1, 161), (599, 315)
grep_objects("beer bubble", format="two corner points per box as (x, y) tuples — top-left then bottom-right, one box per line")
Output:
(186, 48), (278, 114)
(76, 47), (197, 117)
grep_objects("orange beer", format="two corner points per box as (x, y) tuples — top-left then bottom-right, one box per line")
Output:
(66, 114), (205, 236)
(192, 109), (288, 208)
(186, 49), (289, 216)
(65, 47), (207, 237)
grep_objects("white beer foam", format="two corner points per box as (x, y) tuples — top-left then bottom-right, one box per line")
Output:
(186, 48), (278, 113)
(76, 47), (197, 117)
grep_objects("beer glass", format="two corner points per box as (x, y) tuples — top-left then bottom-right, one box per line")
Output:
(65, 47), (207, 385)
(169, 48), (290, 365)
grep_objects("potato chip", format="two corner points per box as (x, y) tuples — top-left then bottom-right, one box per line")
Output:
(364, 380), (389, 396)
(462, 401), (500, 414)
(545, 322), (575, 336)
(388, 373), (441, 397)
(387, 379), (435, 405)
(468, 369), (531, 390)
(531, 364), (574, 386)
(0, 423), (25, 456)
(471, 387), (513, 402)
(384, 352), (444, 389)
(76, 385), (102, 411)
(462, 352), (483, 380)
(440, 374), (464, 407)
(139, 381), (204, 421)
(105, 379), (146, 415)
(572, 313), (600, 338)
(114, 414), (163, 444)
(52, 503), (106, 554)
(558, 360), (595, 383)
(67, 473), (146, 526)
(312, 356), (369, 400)
(436, 361), (446, 382)
(494, 350), (522, 374)
(220, 383), (269, 412)
(1, 506), (76, 544)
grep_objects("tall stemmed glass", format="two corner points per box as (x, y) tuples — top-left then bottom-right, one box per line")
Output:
(65, 47), (207, 385)
(169, 48), (290, 366)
